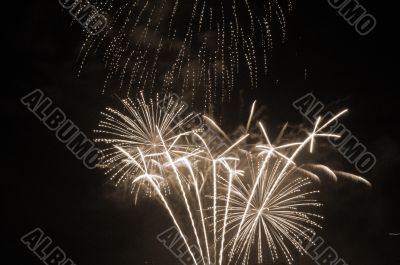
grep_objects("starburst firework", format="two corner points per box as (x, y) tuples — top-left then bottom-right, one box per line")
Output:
(94, 93), (198, 200)
(217, 153), (322, 264)
(94, 95), (370, 265)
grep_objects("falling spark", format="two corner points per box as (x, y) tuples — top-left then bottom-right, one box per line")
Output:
(79, 0), (293, 113)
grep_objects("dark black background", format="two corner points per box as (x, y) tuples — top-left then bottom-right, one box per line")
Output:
(5, 0), (399, 264)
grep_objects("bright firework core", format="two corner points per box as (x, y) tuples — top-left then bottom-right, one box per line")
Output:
(94, 94), (369, 265)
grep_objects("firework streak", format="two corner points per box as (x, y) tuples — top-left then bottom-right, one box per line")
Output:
(79, 0), (292, 113)
(94, 94), (370, 265)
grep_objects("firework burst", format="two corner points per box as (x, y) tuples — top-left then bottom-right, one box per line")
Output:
(217, 153), (322, 265)
(94, 93), (199, 200)
(79, 0), (292, 113)
(95, 95), (370, 265)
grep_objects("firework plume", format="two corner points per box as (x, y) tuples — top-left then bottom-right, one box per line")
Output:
(95, 94), (370, 264)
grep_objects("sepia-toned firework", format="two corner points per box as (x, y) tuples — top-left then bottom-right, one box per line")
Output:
(95, 94), (370, 264)
(79, 0), (292, 113)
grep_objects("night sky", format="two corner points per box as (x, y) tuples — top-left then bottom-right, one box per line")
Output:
(6, 1), (399, 265)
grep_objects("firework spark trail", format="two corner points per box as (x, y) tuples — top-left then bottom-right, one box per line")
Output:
(227, 153), (269, 264)
(213, 160), (218, 262)
(212, 134), (250, 263)
(219, 160), (243, 265)
(95, 95), (370, 265)
(182, 158), (212, 263)
(227, 121), (296, 263)
(157, 128), (206, 265)
(263, 110), (348, 202)
(79, 0), (292, 113)
(132, 149), (198, 263)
